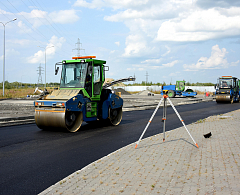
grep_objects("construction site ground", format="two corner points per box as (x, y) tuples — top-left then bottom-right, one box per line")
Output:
(2, 92), (240, 195)
(0, 93), (214, 126)
(39, 108), (240, 195)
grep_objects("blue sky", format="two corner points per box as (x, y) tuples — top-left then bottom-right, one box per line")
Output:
(0, 0), (240, 85)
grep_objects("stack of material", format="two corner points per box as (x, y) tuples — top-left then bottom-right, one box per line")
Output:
(113, 88), (131, 95)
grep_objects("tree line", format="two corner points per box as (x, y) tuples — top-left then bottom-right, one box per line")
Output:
(0, 81), (60, 89)
(0, 80), (215, 89)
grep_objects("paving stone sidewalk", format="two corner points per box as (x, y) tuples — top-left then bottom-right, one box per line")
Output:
(40, 109), (240, 195)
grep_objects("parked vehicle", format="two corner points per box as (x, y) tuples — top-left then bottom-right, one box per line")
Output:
(215, 76), (239, 103)
(161, 81), (197, 98)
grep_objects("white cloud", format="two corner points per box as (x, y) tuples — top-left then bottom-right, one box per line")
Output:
(74, 0), (149, 10)
(17, 21), (32, 34)
(27, 50), (45, 64)
(156, 8), (240, 42)
(183, 45), (229, 71)
(48, 35), (66, 54)
(9, 39), (32, 46)
(0, 49), (20, 60)
(141, 58), (162, 64)
(196, 0), (240, 9)
(230, 60), (239, 66)
(16, 9), (79, 31)
(50, 10), (79, 24)
(104, 4), (180, 22)
(169, 71), (180, 77)
(74, 0), (103, 9)
(79, 0), (240, 43)
(123, 34), (147, 57)
(162, 60), (179, 67)
(161, 46), (171, 57)
(115, 41), (120, 46)
(139, 59), (178, 70)
(128, 61), (173, 71)
(19, 9), (48, 28)
(74, 0), (240, 59)
(27, 36), (66, 64)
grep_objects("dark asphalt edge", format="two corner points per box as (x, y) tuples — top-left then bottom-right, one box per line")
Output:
(0, 98), (214, 128)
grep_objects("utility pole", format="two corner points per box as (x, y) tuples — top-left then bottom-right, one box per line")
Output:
(72, 38), (85, 57)
(37, 63), (44, 87)
(0, 18), (17, 96)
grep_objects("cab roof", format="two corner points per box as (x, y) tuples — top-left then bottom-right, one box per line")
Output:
(63, 56), (106, 65)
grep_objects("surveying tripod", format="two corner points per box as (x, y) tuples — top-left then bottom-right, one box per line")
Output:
(135, 94), (199, 149)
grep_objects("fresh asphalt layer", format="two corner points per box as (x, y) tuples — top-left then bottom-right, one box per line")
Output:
(41, 109), (240, 195)
(1, 101), (240, 195)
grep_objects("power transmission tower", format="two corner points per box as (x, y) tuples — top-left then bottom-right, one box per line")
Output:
(72, 38), (85, 57)
(145, 71), (149, 85)
(37, 63), (44, 87)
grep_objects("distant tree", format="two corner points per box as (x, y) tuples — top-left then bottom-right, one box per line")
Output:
(4, 81), (12, 89)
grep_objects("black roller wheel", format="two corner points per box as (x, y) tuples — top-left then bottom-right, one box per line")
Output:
(108, 107), (122, 126)
(65, 111), (83, 132)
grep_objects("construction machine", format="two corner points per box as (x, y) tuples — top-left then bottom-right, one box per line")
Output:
(34, 56), (135, 132)
(161, 81), (197, 98)
(215, 76), (239, 103)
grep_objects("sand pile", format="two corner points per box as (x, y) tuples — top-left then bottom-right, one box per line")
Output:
(113, 88), (131, 95)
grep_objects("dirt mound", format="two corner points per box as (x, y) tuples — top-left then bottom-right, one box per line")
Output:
(104, 78), (126, 87)
(137, 90), (154, 95)
(114, 88), (131, 95)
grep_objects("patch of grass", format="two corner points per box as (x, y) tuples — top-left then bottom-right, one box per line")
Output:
(195, 119), (205, 124)
(0, 87), (54, 99)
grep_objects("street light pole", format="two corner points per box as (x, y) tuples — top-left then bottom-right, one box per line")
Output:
(38, 45), (54, 89)
(0, 18), (17, 96)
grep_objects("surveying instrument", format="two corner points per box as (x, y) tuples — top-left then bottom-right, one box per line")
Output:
(135, 94), (199, 149)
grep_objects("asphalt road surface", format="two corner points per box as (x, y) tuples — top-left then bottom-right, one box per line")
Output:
(0, 101), (240, 195)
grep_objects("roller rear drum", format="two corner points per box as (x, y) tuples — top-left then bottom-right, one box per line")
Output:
(216, 94), (232, 103)
(35, 110), (83, 132)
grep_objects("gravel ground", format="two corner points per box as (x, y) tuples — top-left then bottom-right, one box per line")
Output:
(0, 94), (214, 126)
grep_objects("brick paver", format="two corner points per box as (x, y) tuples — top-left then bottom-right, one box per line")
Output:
(40, 110), (240, 195)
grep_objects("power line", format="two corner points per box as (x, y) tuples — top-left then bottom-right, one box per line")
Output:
(1, 1), (73, 57)
(17, 0), (73, 56)
(0, 2), (45, 46)
(30, 0), (77, 47)
(20, 0), (63, 38)
(6, 0), (49, 41)
(0, 1), (80, 59)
